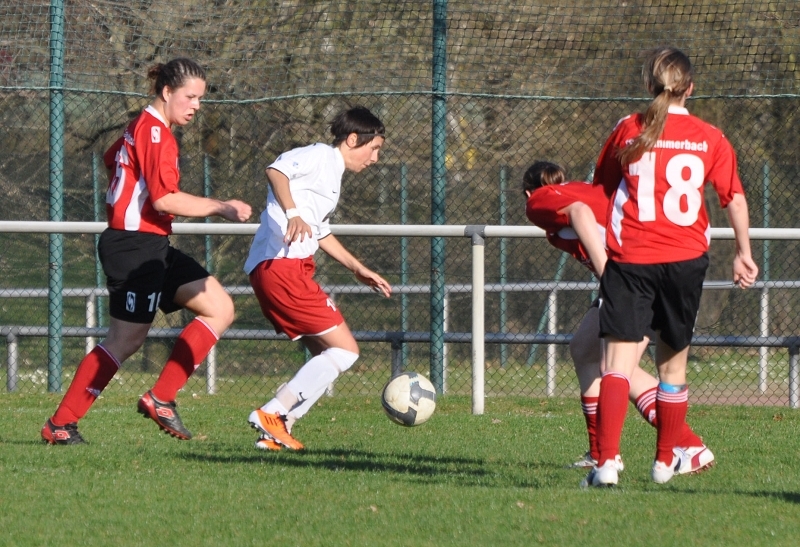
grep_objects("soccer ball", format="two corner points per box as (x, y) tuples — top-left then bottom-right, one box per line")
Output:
(381, 372), (437, 426)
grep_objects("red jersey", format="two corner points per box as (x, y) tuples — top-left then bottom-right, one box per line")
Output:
(525, 181), (608, 276)
(594, 106), (744, 264)
(103, 106), (180, 235)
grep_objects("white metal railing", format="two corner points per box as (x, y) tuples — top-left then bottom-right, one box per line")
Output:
(2, 222), (800, 411)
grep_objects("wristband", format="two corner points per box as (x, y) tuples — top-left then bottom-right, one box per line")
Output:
(286, 208), (301, 219)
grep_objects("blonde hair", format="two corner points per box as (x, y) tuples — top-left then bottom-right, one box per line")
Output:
(617, 47), (694, 166)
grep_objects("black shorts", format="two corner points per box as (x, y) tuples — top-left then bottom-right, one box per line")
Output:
(598, 254), (709, 351)
(591, 297), (655, 342)
(98, 229), (209, 324)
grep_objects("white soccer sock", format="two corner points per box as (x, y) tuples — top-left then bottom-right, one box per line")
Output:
(259, 399), (289, 415)
(286, 348), (358, 421)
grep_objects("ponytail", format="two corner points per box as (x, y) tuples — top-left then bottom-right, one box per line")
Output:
(617, 47), (693, 166)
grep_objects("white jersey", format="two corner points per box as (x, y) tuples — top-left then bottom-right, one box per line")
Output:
(244, 143), (345, 274)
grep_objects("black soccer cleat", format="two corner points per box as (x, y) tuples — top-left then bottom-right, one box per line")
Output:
(137, 391), (192, 440)
(41, 419), (87, 445)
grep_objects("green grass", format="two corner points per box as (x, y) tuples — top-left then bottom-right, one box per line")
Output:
(1, 395), (799, 547)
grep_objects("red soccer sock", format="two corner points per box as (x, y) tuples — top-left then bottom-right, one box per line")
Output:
(51, 345), (120, 425)
(633, 387), (657, 426)
(635, 386), (702, 447)
(655, 385), (689, 463)
(151, 318), (218, 402)
(675, 424), (704, 448)
(596, 372), (630, 465)
(580, 395), (599, 461)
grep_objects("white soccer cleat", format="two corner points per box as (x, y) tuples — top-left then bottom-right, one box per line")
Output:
(674, 445), (715, 475)
(651, 456), (680, 484)
(570, 451), (624, 472)
(568, 451), (597, 469)
(581, 455), (622, 488)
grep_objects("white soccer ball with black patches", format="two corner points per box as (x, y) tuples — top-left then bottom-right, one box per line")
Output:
(381, 372), (437, 426)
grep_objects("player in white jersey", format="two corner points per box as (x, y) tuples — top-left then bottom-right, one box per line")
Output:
(245, 106), (391, 450)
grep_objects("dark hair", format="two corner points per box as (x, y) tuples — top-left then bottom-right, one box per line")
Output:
(617, 46), (693, 165)
(522, 161), (567, 194)
(147, 58), (206, 98)
(330, 106), (385, 147)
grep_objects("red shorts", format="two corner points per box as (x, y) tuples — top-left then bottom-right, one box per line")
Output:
(249, 257), (344, 340)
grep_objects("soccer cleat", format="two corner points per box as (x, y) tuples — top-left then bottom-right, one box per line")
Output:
(568, 451), (597, 469)
(651, 455), (680, 484)
(137, 391), (192, 440)
(580, 455), (623, 488)
(569, 451), (625, 472)
(674, 445), (715, 475)
(248, 409), (304, 450)
(254, 434), (282, 451)
(41, 419), (87, 445)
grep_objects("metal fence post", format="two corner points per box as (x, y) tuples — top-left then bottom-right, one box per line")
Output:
(400, 164), (410, 370)
(760, 162), (771, 392)
(203, 155), (217, 394)
(85, 294), (96, 353)
(7, 332), (18, 392)
(430, 0), (448, 394)
(499, 166), (508, 367)
(391, 336), (404, 378)
(790, 344), (799, 409)
(466, 226), (485, 415)
(547, 289), (558, 396)
(47, 0), (67, 392)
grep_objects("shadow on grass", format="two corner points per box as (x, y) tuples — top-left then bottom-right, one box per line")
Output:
(179, 446), (551, 488)
(613, 485), (800, 503)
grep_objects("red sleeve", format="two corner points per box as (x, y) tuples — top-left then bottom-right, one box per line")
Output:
(133, 118), (180, 203)
(103, 137), (124, 175)
(707, 133), (745, 208)
(593, 115), (638, 199)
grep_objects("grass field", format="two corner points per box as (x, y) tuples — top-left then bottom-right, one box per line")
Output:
(1, 394), (799, 547)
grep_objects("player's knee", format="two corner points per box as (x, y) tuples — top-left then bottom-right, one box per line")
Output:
(212, 292), (236, 330)
(103, 326), (148, 362)
(570, 336), (601, 366)
(569, 338), (587, 364)
(322, 347), (359, 373)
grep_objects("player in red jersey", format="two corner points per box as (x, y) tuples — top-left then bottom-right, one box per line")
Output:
(585, 47), (758, 486)
(42, 58), (252, 444)
(524, 161), (710, 472)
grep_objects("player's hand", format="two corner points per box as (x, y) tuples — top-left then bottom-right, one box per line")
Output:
(221, 199), (252, 223)
(354, 268), (392, 298)
(284, 217), (313, 244)
(732, 252), (758, 289)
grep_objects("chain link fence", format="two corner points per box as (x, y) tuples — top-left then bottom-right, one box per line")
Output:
(1, 1), (799, 404)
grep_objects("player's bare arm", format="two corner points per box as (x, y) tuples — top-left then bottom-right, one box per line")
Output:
(318, 234), (392, 297)
(726, 192), (759, 288)
(152, 191), (252, 222)
(266, 168), (313, 243)
(561, 201), (608, 276)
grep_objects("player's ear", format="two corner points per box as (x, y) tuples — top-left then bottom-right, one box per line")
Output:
(525, 190), (532, 198)
(345, 132), (359, 148)
(161, 85), (173, 103)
